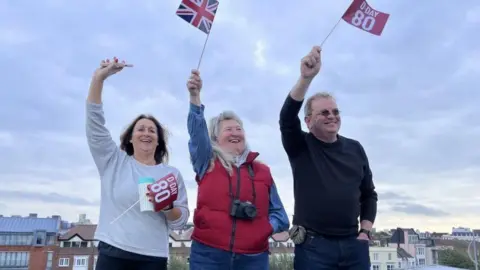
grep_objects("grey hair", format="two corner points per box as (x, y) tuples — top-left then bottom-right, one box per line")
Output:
(208, 111), (244, 174)
(304, 91), (335, 117)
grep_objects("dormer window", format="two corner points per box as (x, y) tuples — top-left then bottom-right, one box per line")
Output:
(33, 230), (47, 246)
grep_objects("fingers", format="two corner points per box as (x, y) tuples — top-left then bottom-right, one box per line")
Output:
(187, 70), (202, 90)
(100, 57), (132, 68)
(312, 46), (321, 54)
(302, 46), (322, 68)
(191, 69), (200, 76)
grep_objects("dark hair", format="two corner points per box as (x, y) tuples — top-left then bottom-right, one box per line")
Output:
(120, 114), (169, 165)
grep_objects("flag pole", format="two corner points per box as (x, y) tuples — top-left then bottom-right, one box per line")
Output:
(320, 17), (343, 47)
(197, 33), (211, 70)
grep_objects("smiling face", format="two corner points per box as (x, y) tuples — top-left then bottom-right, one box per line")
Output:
(130, 118), (159, 154)
(305, 97), (341, 139)
(216, 119), (246, 155)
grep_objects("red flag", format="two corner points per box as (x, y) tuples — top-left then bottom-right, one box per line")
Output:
(176, 0), (219, 34)
(341, 0), (390, 36)
(148, 173), (179, 212)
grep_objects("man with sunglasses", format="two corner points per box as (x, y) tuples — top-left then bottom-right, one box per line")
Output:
(279, 46), (378, 270)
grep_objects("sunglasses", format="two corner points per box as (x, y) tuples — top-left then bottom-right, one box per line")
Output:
(310, 109), (340, 117)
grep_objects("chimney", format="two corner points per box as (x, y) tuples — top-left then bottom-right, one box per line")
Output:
(396, 227), (401, 248)
(29, 213), (38, 218)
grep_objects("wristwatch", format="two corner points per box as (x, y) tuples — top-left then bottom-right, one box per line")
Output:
(359, 229), (371, 239)
(162, 204), (174, 212)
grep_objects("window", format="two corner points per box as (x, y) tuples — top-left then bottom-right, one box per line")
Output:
(372, 253), (379, 260)
(34, 230), (47, 246)
(74, 256), (88, 267)
(46, 235), (56, 245)
(63, 242), (71, 248)
(417, 247), (425, 255)
(0, 233), (34, 245)
(371, 264), (380, 270)
(46, 251), (53, 270)
(398, 262), (401, 268)
(287, 243), (293, 248)
(80, 241), (88, 248)
(408, 235), (419, 244)
(387, 264), (395, 270)
(418, 259), (425, 265)
(0, 251), (30, 267)
(59, 258), (70, 267)
(388, 253), (392, 260)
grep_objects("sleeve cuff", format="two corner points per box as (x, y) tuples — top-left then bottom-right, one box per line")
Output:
(189, 103), (205, 114)
(286, 94), (304, 106)
(86, 101), (103, 110)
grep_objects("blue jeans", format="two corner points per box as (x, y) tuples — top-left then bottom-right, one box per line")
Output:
(189, 240), (269, 270)
(294, 234), (370, 270)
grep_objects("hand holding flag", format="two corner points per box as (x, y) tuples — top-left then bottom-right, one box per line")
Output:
(147, 173), (179, 212)
(301, 46), (322, 80)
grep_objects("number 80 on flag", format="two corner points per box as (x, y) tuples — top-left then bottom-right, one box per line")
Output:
(341, 0), (390, 36)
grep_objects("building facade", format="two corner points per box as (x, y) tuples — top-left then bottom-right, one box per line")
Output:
(389, 228), (439, 267)
(53, 224), (98, 270)
(0, 213), (64, 270)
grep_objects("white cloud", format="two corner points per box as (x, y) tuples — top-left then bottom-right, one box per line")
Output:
(91, 34), (132, 52)
(254, 39), (267, 68)
(466, 5), (480, 23)
(0, 132), (13, 147)
(0, 28), (35, 46)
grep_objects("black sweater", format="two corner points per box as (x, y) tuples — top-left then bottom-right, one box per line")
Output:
(279, 95), (378, 236)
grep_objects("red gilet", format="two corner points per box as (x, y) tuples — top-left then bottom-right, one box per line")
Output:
(191, 152), (273, 254)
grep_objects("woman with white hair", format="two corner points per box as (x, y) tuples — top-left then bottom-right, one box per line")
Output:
(185, 69), (290, 269)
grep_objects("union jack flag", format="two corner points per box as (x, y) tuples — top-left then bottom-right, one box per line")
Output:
(176, 0), (219, 34)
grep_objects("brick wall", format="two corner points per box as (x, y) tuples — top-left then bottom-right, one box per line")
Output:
(52, 247), (98, 270)
(0, 245), (57, 270)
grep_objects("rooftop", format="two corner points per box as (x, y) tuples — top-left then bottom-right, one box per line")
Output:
(0, 215), (61, 233)
(59, 224), (96, 241)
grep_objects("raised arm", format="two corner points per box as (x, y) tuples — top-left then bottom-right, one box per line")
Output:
(279, 46), (322, 157)
(86, 58), (131, 175)
(268, 181), (290, 234)
(187, 69), (213, 179)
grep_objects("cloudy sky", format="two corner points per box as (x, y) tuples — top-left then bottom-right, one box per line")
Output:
(0, 0), (479, 233)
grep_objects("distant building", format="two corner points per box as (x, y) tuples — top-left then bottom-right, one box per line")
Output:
(442, 227), (480, 241)
(369, 246), (399, 270)
(389, 228), (439, 267)
(0, 213), (65, 270)
(72, 214), (92, 226)
(54, 224), (98, 270)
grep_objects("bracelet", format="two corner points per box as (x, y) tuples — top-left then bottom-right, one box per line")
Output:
(162, 204), (174, 212)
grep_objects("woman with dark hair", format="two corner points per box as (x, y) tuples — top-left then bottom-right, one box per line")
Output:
(86, 57), (190, 270)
